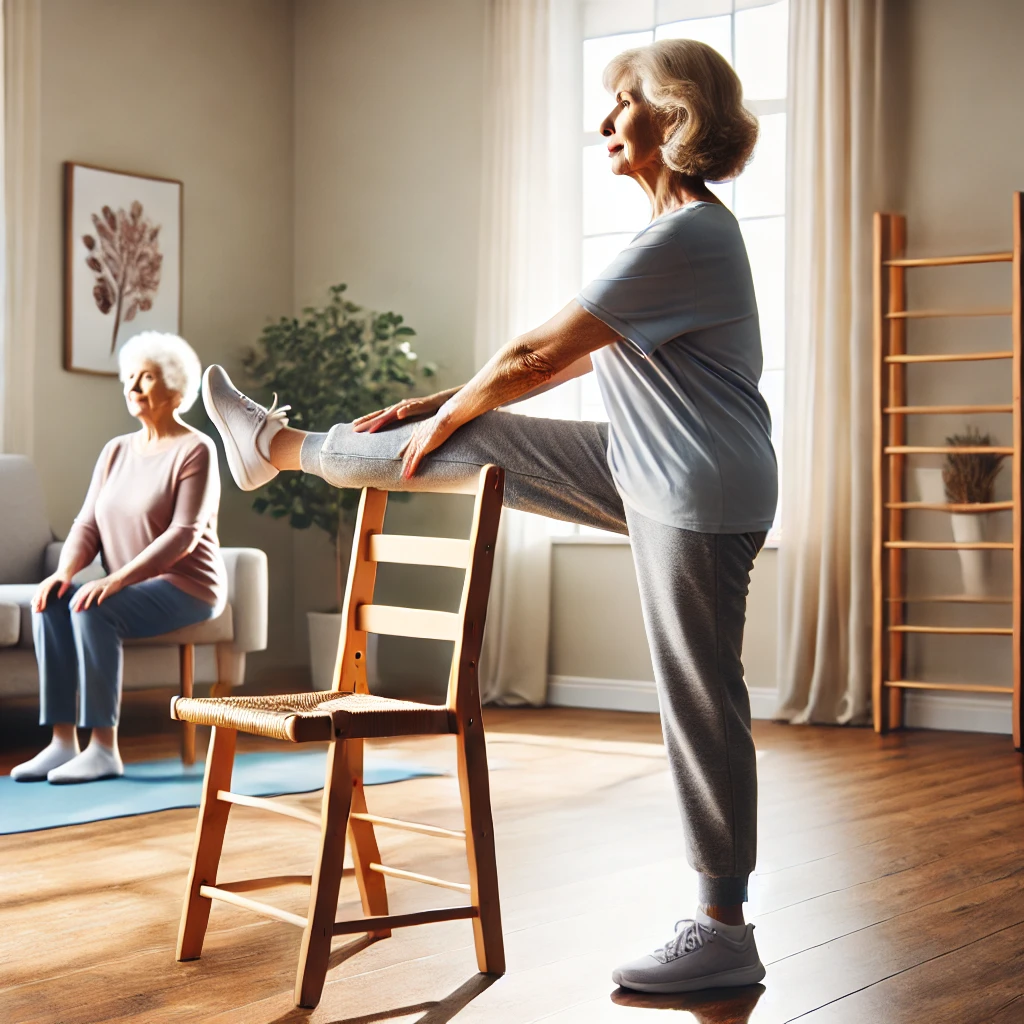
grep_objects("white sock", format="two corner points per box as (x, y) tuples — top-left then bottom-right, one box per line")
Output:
(46, 741), (123, 784)
(10, 735), (81, 782)
(696, 909), (749, 940)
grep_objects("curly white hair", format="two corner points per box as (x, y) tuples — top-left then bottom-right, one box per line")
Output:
(117, 331), (203, 413)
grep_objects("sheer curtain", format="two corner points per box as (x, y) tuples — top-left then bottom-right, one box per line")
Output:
(1, 0), (41, 457)
(775, 0), (886, 725)
(475, 0), (581, 705)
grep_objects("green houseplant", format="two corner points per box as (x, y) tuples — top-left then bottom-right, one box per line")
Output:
(242, 285), (436, 684)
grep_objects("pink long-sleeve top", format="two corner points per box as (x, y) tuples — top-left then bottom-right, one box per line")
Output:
(61, 431), (227, 608)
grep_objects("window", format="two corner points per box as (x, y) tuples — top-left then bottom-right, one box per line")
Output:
(572, 0), (788, 543)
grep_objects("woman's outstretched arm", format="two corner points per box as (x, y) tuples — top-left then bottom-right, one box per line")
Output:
(399, 301), (618, 477)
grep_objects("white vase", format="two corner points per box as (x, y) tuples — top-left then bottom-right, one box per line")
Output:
(950, 512), (991, 597)
(307, 611), (380, 691)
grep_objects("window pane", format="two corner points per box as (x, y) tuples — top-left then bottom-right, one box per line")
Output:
(583, 30), (653, 132)
(583, 143), (652, 235)
(654, 14), (732, 61)
(582, 232), (636, 285)
(740, 216), (785, 372)
(735, 0), (788, 101)
(733, 112), (785, 218)
(759, 366), (784, 539)
(706, 179), (735, 210)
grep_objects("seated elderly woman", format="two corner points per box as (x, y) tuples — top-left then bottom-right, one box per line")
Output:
(10, 332), (226, 784)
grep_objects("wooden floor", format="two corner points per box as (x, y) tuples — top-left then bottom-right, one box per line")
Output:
(1, 694), (1023, 1024)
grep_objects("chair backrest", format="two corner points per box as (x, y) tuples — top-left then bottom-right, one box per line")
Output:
(331, 465), (505, 714)
(0, 455), (52, 584)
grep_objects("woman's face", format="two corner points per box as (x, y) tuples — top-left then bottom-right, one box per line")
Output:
(600, 77), (665, 177)
(123, 359), (180, 421)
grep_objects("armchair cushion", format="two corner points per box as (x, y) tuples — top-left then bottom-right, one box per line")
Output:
(0, 456), (51, 585)
(0, 585), (39, 649)
(125, 604), (234, 647)
(0, 603), (19, 647)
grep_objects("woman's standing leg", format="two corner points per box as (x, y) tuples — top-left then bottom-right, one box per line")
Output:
(612, 507), (767, 991)
(9, 591), (83, 780)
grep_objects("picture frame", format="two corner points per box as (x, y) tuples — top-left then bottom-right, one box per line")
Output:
(63, 162), (184, 377)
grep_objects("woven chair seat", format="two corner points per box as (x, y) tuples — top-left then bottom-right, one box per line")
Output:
(171, 690), (454, 743)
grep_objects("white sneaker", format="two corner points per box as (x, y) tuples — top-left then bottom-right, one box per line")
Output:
(47, 742), (124, 784)
(10, 736), (81, 781)
(202, 365), (290, 491)
(612, 911), (766, 994)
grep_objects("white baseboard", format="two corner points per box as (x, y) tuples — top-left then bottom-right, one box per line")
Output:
(546, 675), (778, 720)
(547, 675), (1012, 735)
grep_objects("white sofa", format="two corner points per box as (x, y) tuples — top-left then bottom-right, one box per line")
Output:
(0, 454), (268, 701)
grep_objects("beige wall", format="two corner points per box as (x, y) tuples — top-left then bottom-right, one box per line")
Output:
(892, 0), (1024, 722)
(292, 0), (488, 694)
(35, 0), (298, 674)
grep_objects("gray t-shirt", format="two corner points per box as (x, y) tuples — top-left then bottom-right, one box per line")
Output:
(577, 200), (777, 533)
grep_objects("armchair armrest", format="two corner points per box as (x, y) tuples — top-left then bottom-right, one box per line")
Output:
(221, 548), (268, 654)
(43, 541), (105, 583)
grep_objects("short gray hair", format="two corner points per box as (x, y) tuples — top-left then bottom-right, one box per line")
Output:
(117, 332), (202, 413)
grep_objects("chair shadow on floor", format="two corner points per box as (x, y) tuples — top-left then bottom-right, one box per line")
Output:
(269, 970), (497, 1024)
(612, 983), (765, 1022)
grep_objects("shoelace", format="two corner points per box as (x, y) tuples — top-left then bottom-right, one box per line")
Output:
(236, 386), (291, 428)
(655, 918), (715, 962)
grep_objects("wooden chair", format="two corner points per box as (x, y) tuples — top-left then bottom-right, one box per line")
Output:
(170, 465), (506, 1008)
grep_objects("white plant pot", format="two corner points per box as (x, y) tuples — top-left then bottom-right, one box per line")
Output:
(307, 611), (380, 691)
(950, 512), (991, 597)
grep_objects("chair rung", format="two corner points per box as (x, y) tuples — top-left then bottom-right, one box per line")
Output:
(333, 906), (478, 936)
(350, 812), (466, 841)
(199, 885), (308, 928)
(356, 604), (461, 642)
(216, 875), (312, 893)
(218, 790), (321, 827)
(368, 534), (471, 569)
(369, 862), (471, 893)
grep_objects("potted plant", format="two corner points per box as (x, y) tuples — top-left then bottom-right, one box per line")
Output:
(243, 283), (436, 688)
(942, 427), (1006, 597)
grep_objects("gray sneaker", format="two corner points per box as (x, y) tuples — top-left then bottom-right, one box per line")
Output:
(612, 911), (766, 994)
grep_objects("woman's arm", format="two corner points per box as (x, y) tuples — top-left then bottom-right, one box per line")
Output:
(502, 353), (594, 406)
(399, 300), (618, 476)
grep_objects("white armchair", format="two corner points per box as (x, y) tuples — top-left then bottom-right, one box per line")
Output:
(0, 455), (269, 763)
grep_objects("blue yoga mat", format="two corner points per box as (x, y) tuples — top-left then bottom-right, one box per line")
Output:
(0, 750), (444, 835)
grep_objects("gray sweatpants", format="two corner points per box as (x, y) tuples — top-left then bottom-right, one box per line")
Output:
(301, 411), (764, 905)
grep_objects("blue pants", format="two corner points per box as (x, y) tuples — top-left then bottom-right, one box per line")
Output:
(33, 579), (216, 728)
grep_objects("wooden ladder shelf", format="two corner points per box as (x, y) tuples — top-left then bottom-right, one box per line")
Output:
(871, 193), (1023, 751)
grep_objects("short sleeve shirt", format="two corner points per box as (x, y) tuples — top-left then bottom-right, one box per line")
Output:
(577, 201), (777, 533)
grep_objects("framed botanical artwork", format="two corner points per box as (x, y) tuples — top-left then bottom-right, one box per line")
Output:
(64, 162), (183, 376)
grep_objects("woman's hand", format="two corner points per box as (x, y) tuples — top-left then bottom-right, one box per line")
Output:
(399, 407), (461, 478)
(69, 573), (127, 613)
(31, 574), (73, 614)
(353, 388), (460, 434)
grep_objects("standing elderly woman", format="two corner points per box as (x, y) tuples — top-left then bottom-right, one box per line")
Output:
(205, 37), (775, 994)
(11, 333), (226, 785)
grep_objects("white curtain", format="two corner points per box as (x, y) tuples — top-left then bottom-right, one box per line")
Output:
(475, 0), (581, 705)
(775, 0), (886, 725)
(1, 0), (41, 457)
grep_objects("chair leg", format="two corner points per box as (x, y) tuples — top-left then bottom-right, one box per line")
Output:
(295, 739), (356, 1008)
(179, 644), (196, 767)
(177, 725), (237, 960)
(457, 716), (505, 975)
(346, 739), (391, 938)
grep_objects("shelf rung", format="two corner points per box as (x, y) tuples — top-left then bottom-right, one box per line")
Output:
(368, 863), (471, 894)
(885, 541), (1014, 550)
(884, 502), (1014, 512)
(883, 405), (1014, 415)
(884, 446), (1014, 455)
(884, 252), (1013, 267)
(333, 906), (478, 937)
(350, 812), (466, 841)
(217, 790), (321, 828)
(885, 308), (1012, 319)
(887, 594), (1013, 604)
(885, 680), (1015, 695)
(216, 875), (312, 893)
(888, 625), (1013, 635)
(885, 352), (1013, 363)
